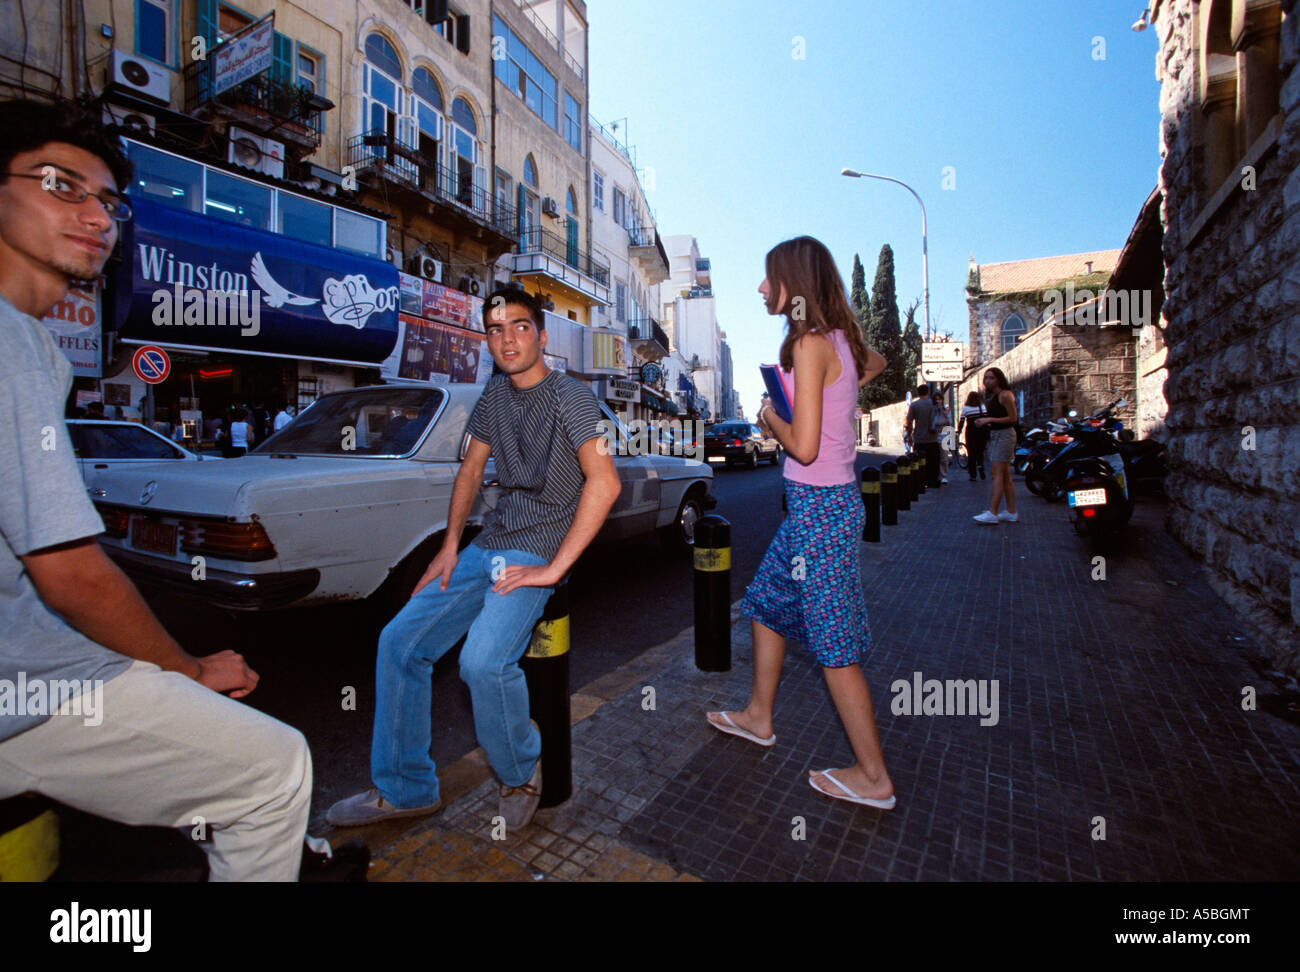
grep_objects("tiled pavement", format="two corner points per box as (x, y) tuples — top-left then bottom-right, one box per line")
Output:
(340, 469), (1300, 881)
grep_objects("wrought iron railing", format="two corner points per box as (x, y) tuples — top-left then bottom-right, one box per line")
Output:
(627, 317), (669, 353)
(346, 129), (515, 234)
(183, 59), (325, 143)
(517, 226), (610, 287)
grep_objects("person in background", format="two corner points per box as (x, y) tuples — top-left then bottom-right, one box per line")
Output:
(85, 400), (104, 418)
(957, 390), (988, 482)
(904, 383), (940, 487)
(273, 403), (295, 432)
(930, 390), (952, 485)
(706, 235), (895, 811)
(226, 408), (252, 457)
(972, 367), (1019, 524)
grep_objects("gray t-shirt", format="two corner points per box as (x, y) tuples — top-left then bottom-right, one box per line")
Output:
(907, 397), (938, 444)
(0, 293), (132, 742)
(466, 370), (604, 561)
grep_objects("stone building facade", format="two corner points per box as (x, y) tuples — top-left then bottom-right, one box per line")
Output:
(1148, 0), (1300, 673)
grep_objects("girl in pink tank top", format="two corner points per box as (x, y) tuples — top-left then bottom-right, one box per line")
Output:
(705, 236), (897, 811)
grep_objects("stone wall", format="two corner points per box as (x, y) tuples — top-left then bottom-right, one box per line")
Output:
(865, 399), (912, 452)
(1153, 0), (1300, 675)
(967, 297), (1042, 369)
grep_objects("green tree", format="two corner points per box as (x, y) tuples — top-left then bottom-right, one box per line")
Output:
(862, 244), (905, 407)
(850, 253), (871, 322)
(900, 298), (922, 395)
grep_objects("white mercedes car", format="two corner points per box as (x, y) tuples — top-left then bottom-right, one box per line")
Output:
(88, 383), (716, 615)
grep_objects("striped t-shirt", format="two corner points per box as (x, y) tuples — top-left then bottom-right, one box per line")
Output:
(466, 369), (605, 561)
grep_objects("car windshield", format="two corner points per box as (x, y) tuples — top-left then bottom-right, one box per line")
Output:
(710, 424), (749, 437)
(71, 424), (185, 460)
(253, 387), (446, 457)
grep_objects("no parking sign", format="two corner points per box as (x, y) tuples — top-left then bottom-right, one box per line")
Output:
(132, 345), (171, 384)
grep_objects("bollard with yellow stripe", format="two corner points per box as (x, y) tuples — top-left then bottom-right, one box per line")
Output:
(693, 515), (731, 672)
(521, 579), (571, 807)
(0, 795), (58, 882)
(896, 455), (912, 512)
(860, 466), (881, 542)
(881, 460), (899, 525)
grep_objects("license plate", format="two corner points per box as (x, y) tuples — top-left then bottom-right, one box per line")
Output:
(1068, 488), (1108, 507)
(130, 517), (178, 555)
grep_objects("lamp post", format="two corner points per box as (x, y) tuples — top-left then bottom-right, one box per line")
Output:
(841, 168), (931, 343)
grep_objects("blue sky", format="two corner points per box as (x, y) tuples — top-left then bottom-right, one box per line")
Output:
(587, 0), (1162, 417)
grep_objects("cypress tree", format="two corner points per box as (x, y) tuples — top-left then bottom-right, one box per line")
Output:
(900, 299), (922, 396)
(866, 244), (905, 406)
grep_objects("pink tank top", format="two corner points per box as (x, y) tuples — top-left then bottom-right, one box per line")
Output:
(781, 329), (858, 486)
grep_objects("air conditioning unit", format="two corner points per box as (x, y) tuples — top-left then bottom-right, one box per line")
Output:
(107, 49), (172, 105)
(386, 247), (403, 268)
(227, 127), (285, 180)
(102, 105), (156, 136)
(408, 253), (442, 282)
(542, 196), (559, 218)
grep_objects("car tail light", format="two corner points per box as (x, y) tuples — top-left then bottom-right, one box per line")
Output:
(732, 439), (742, 446)
(179, 517), (276, 561)
(95, 503), (129, 538)
(1081, 508), (1096, 518)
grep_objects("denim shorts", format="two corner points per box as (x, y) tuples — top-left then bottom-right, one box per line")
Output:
(986, 427), (1015, 463)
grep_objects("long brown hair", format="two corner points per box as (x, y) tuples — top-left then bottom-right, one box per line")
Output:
(765, 236), (873, 379)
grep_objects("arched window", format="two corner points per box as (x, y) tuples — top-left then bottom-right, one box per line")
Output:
(519, 155), (539, 250)
(411, 67), (443, 165)
(448, 97), (481, 207)
(523, 154), (538, 188)
(564, 187), (579, 266)
(363, 33), (406, 153)
(1000, 313), (1027, 355)
(566, 187), (577, 215)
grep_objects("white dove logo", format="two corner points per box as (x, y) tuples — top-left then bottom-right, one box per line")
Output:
(249, 253), (320, 309)
(247, 253), (397, 330)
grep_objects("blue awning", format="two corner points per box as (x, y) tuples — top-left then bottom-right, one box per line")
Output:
(116, 197), (399, 365)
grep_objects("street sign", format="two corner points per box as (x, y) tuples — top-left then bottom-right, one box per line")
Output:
(921, 361), (963, 382)
(132, 345), (171, 384)
(921, 341), (964, 363)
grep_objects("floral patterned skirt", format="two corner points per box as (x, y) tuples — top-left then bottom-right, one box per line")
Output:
(740, 480), (871, 668)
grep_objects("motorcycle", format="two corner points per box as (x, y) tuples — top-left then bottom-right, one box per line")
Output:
(1017, 417), (1075, 479)
(1062, 414), (1134, 538)
(1024, 402), (1159, 502)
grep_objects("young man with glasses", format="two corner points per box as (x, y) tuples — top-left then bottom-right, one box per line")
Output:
(328, 287), (622, 832)
(0, 99), (340, 880)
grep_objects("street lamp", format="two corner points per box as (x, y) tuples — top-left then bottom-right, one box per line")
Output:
(841, 167), (931, 343)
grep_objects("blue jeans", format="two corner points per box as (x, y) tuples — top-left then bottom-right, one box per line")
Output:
(372, 542), (552, 807)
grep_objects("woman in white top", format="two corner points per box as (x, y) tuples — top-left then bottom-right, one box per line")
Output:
(227, 409), (253, 457)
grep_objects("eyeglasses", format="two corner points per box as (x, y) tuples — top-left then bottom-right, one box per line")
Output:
(4, 171), (133, 222)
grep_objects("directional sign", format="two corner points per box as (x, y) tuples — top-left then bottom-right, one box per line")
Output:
(921, 341), (965, 363)
(921, 361), (963, 382)
(132, 345), (171, 384)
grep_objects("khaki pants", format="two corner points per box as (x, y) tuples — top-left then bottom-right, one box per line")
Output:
(0, 661), (311, 881)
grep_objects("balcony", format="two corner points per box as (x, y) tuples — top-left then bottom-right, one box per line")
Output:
(183, 60), (328, 152)
(513, 226), (610, 305)
(345, 129), (516, 245)
(628, 225), (670, 283)
(627, 317), (670, 361)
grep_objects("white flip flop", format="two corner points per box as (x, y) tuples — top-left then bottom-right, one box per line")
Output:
(706, 711), (776, 748)
(809, 769), (897, 810)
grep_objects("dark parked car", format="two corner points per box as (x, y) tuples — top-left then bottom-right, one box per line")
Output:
(704, 421), (780, 468)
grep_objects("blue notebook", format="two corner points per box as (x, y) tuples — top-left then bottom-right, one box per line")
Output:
(760, 364), (794, 423)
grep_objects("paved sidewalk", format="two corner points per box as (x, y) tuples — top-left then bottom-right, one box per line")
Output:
(337, 472), (1300, 881)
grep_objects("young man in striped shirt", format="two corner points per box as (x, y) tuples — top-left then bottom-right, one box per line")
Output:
(329, 287), (621, 832)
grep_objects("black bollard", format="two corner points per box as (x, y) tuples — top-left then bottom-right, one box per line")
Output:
(522, 580), (571, 808)
(881, 460), (898, 526)
(694, 515), (732, 671)
(860, 466), (880, 542)
(896, 455), (911, 511)
(915, 450), (928, 496)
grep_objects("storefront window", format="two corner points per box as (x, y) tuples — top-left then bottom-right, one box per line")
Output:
(278, 192), (332, 248)
(334, 208), (384, 258)
(205, 169), (272, 229)
(125, 142), (203, 212)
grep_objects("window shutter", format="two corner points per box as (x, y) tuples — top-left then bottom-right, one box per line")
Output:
(456, 15), (471, 54)
(272, 31), (293, 87)
(426, 0), (449, 24)
(196, 0), (217, 44)
(517, 183), (527, 246)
